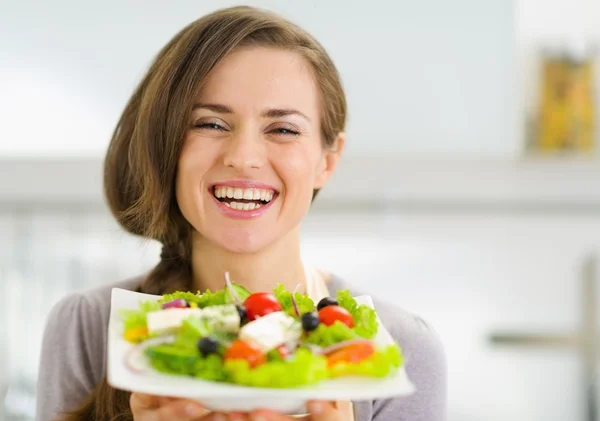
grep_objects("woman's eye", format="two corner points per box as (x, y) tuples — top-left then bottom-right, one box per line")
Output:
(194, 122), (227, 131)
(269, 127), (300, 136)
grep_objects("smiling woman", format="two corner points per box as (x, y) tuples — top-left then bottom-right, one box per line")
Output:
(36, 5), (446, 421)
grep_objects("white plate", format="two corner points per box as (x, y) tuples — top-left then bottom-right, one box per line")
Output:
(107, 288), (415, 414)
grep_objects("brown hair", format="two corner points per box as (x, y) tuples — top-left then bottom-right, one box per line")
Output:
(58, 5), (346, 421)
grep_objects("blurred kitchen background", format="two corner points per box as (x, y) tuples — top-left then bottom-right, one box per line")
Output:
(2, 0), (600, 420)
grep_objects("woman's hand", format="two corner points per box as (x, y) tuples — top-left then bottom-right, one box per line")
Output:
(131, 394), (346, 421)
(130, 392), (226, 421)
(243, 401), (344, 421)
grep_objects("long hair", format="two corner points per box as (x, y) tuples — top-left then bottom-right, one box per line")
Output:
(57, 5), (347, 420)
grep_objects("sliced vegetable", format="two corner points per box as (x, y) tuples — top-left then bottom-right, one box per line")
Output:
(224, 339), (266, 368)
(318, 305), (354, 328)
(327, 344), (403, 378)
(162, 298), (189, 309)
(326, 341), (375, 367)
(276, 344), (291, 360)
(224, 348), (328, 388)
(159, 292), (202, 307)
(124, 326), (150, 343)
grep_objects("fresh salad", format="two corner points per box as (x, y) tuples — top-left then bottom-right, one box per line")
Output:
(120, 275), (403, 388)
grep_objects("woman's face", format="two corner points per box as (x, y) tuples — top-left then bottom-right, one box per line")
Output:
(176, 46), (343, 253)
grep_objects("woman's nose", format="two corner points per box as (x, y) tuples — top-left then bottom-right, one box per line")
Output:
(222, 130), (266, 171)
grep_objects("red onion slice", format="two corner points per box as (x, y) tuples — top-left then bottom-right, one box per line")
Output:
(301, 338), (375, 356)
(224, 272), (241, 304)
(124, 335), (175, 374)
(291, 283), (301, 317)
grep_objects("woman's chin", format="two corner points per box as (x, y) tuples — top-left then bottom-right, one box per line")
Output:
(211, 230), (274, 254)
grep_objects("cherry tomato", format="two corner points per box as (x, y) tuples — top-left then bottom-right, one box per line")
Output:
(318, 305), (355, 328)
(326, 342), (375, 367)
(224, 339), (266, 368)
(243, 292), (283, 321)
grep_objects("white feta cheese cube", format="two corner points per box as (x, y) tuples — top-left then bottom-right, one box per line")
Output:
(146, 308), (203, 335)
(239, 311), (302, 352)
(201, 304), (240, 333)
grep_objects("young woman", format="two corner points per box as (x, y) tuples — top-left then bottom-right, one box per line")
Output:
(36, 6), (446, 421)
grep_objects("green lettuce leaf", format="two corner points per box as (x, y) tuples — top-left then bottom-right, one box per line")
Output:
(337, 290), (378, 338)
(305, 320), (360, 347)
(273, 283), (315, 317)
(146, 344), (229, 381)
(120, 300), (161, 332)
(224, 348), (328, 388)
(327, 344), (403, 378)
(158, 291), (202, 306)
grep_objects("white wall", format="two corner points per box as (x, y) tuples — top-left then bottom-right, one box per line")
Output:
(0, 0), (517, 159)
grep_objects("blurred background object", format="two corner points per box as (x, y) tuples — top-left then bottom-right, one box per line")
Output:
(2, 1), (600, 421)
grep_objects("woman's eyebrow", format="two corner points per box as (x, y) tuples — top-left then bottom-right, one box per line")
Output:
(261, 108), (310, 122)
(192, 103), (233, 114)
(192, 103), (310, 123)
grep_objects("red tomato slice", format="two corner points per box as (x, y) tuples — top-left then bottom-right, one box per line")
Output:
(224, 340), (266, 368)
(326, 342), (375, 367)
(318, 305), (355, 328)
(243, 292), (283, 321)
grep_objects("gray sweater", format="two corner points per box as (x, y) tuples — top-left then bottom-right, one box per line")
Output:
(35, 275), (447, 421)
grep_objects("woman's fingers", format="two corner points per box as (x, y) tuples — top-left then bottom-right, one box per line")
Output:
(130, 393), (160, 412)
(306, 401), (340, 421)
(130, 392), (208, 421)
(246, 401), (339, 421)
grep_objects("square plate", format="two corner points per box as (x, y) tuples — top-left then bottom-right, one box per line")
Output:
(107, 288), (415, 414)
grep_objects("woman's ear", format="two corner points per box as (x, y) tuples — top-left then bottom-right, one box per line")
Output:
(314, 132), (345, 189)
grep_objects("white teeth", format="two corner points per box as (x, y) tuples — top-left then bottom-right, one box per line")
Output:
(227, 202), (258, 211)
(213, 186), (276, 203)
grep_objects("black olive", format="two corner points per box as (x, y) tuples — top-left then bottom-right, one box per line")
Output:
(317, 297), (338, 311)
(236, 304), (247, 323)
(197, 337), (219, 356)
(301, 312), (320, 331)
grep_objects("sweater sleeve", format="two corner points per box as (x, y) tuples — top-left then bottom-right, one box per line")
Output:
(372, 308), (447, 421)
(35, 293), (106, 421)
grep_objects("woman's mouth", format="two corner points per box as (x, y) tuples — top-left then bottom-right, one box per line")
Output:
(211, 185), (278, 212)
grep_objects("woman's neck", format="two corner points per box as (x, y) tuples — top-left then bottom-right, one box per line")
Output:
(189, 228), (307, 294)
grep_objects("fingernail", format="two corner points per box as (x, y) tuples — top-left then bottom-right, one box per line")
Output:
(309, 402), (324, 415)
(185, 403), (204, 417)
